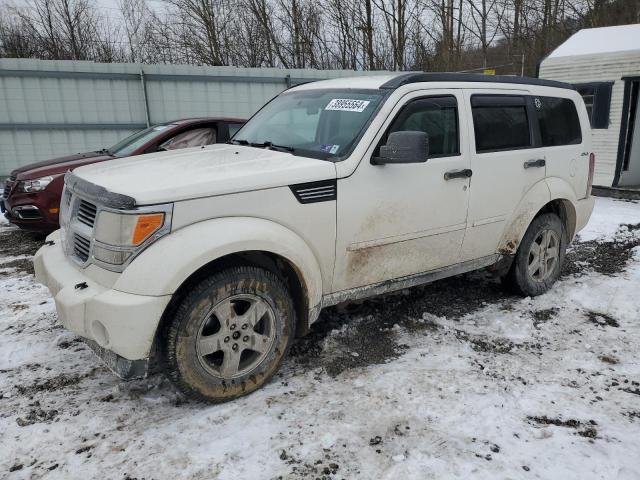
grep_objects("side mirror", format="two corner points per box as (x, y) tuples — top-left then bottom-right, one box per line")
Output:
(371, 130), (429, 165)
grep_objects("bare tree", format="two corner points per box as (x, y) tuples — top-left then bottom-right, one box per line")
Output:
(119, 0), (154, 62)
(1, 0), (635, 76)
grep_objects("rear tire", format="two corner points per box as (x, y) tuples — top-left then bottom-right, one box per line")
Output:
(163, 266), (296, 403)
(504, 213), (566, 297)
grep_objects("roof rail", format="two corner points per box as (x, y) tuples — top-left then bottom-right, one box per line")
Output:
(380, 72), (574, 90)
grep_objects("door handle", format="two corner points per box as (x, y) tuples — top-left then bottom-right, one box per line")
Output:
(444, 168), (472, 180)
(524, 159), (546, 169)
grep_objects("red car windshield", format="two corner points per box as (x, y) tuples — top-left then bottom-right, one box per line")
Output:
(107, 124), (176, 157)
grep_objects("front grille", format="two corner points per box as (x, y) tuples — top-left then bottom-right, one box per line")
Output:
(77, 200), (97, 228)
(73, 234), (91, 262)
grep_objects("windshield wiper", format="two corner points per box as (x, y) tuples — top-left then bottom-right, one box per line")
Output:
(252, 141), (295, 152)
(95, 148), (112, 155)
(229, 138), (294, 153)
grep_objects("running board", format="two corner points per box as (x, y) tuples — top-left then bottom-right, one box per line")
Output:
(322, 254), (501, 307)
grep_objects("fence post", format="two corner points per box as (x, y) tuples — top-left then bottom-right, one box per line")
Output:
(140, 69), (151, 127)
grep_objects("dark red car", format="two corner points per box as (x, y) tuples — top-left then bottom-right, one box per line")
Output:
(1, 117), (244, 233)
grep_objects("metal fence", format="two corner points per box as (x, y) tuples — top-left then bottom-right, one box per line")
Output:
(0, 58), (389, 178)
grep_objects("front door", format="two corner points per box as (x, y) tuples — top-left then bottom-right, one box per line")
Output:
(333, 91), (471, 292)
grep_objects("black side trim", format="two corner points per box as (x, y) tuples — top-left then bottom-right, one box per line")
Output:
(380, 73), (574, 91)
(290, 179), (337, 204)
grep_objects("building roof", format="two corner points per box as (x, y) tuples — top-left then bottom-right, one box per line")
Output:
(547, 24), (640, 59)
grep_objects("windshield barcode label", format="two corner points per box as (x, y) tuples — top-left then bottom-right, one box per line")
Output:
(325, 99), (370, 113)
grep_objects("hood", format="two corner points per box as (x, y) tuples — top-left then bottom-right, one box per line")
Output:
(13, 151), (114, 180)
(73, 144), (337, 205)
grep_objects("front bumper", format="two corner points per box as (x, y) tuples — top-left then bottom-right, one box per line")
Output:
(4, 192), (60, 232)
(34, 231), (171, 377)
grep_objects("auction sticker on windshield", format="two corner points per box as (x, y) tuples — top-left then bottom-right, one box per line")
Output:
(325, 99), (371, 113)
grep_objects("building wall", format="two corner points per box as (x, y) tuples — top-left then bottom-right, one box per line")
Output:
(539, 50), (640, 187)
(0, 59), (389, 178)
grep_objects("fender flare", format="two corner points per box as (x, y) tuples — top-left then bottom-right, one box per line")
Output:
(498, 178), (580, 255)
(113, 217), (324, 312)
(497, 180), (551, 255)
(545, 177), (579, 241)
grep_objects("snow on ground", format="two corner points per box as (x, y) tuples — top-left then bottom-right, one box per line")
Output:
(1, 198), (640, 480)
(578, 197), (640, 242)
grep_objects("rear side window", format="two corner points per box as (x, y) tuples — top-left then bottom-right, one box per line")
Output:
(387, 96), (459, 157)
(534, 96), (582, 146)
(471, 96), (531, 152)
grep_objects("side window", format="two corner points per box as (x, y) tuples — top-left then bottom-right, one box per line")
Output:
(575, 82), (612, 129)
(471, 96), (531, 152)
(534, 96), (582, 146)
(228, 123), (243, 137)
(160, 127), (217, 151)
(386, 96), (459, 157)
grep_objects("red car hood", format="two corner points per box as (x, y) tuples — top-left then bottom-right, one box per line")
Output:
(12, 151), (115, 181)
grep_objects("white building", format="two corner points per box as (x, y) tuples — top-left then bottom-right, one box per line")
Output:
(539, 24), (640, 188)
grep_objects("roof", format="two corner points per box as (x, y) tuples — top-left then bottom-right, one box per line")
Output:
(292, 72), (573, 91)
(547, 24), (640, 58)
(169, 116), (246, 125)
(292, 73), (404, 91)
(378, 73), (573, 89)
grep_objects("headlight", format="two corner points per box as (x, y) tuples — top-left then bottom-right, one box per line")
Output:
(95, 211), (165, 246)
(17, 175), (57, 193)
(93, 206), (171, 268)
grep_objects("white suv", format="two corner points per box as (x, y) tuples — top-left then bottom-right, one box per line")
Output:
(34, 73), (595, 402)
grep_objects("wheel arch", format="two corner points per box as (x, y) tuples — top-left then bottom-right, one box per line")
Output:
(497, 178), (579, 255)
(114, 217), (325, 342)
(157, 250), (313, 344)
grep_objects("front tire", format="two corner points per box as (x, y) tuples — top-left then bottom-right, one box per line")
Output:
(504, 213), (566, 297)
(163, 266), (296, 403)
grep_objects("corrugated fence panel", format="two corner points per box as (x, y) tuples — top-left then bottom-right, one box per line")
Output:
(0, 58), (391, 178)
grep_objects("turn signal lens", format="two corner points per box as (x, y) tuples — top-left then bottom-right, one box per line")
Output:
(132, 213), (164, 245)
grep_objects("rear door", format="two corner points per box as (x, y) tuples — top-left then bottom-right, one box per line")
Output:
(460, 91), (546, 261)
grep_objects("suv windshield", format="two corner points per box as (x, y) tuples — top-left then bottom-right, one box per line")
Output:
(107, 124), (175, 157)
(232, 89), (386, 160)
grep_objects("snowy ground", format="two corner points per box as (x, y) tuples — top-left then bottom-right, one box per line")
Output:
(1, 198), (640, 480)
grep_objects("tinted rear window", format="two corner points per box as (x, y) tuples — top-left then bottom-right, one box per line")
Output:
(471, 96), (531, 152)
(534, 96), (582, 146)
